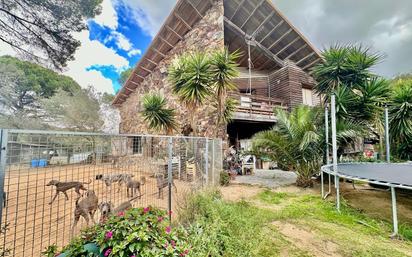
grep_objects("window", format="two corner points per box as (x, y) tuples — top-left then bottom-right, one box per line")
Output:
(302, 88), (313, 106)
(132, 136), (142, 154)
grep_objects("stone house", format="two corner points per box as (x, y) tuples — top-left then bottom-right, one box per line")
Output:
(112, 0), (322, 149)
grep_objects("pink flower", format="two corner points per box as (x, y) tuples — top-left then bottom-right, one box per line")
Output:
(157, 216), (164, 222)
(164, 242), (169, 248)
(143, 207), (150, 213)
(117, 211), (125, 217)
(105, 231), (113, 239)
(180, 249), (189, 256)
(104, 248), (112, 257)
(168, 210), (173, 216)
(171, 240), (176, 248)
(165, 226), (171, 234)
(131, 256), (136, 257)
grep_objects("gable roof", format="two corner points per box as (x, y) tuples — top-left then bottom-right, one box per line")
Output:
(113, 0), (321, 105)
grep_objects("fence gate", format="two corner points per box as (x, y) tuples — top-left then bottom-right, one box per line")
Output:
(0, 129), (222, 257)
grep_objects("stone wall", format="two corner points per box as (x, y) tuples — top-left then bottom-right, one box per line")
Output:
(118, 0), (225, 138)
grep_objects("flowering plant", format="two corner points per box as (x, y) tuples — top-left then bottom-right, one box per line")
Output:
(58, 207), (190, 257)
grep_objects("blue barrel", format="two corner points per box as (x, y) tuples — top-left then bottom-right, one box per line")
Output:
(31, 159), (39, 168)
(38, 159), (47, 167)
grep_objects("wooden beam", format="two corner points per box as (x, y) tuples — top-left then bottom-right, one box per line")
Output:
(125, 87), (135, 92)
(259, 20), (284, 43)
(224, 17), (284, 67)
(152, 47), (166, 58)
(284, 44), (307, 60)
(139, 65), (152, 73)
(166, 25), (183, 40)
(134, 74), (144, 80)
(302, 58), (321, 70)
(158, 36), (174, 48)
(296, 52), (316, 66)
(251, 12), (274, 38)
(268, 28), (293, 50)
(174, 12), (192, 30)
(276, 36), (300, 56)
(230, 0), (247, 20)
(146, 58), (158, 66)
(185, 0), (203, 18)
(240, 0), (265, 29)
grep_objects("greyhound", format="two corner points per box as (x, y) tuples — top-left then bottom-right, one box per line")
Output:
(72, 190), (98, 234)
(95, 173), (134, 192)
(156, 174), (177, 199)
(98, 195), (143, 221)
(126, 176), (146, 198)
(46, 179), (92, 204)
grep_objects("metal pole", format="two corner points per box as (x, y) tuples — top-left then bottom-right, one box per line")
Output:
(211, 139), (215, 185)
(167, 137), (173, 223)
(0, 129), (8, 225)
(385, 106), (390, 163)
(205, 139), (209, 185)
(331, 95), (340, 211)
(391, 187), (398, 237)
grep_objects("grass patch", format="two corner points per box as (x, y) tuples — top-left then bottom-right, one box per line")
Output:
(258, 190), (288, 204)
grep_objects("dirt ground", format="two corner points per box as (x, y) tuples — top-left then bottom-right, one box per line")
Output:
(0, 164), (195, 257)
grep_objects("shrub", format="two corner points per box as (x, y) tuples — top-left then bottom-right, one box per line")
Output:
(219, 171), (230, 186)
(55, 207), (190, 257)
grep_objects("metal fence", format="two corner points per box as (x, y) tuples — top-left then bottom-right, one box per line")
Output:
(0, 129), (222, 257)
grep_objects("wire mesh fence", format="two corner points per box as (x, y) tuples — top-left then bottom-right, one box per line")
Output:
(0, 129), (222, 257)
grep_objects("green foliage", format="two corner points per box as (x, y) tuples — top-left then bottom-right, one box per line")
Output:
(252, 106), (324, 187)
(0, 0), (103, 69)
(118, 68), (133, 86)
(389, 79), (412, 160)
(168, 49), (241, 136)
(312, 45), (382, 98)
(59, 207), (190, 257)
(42, 244), (58, 257)
(178, 189), (277, 256)
(0, 55), (81, 111)
(141, 93), (177, 134)
(219, 171), (230, 186)
(258, 190), (287, 204)
(41, 86), (104, 132)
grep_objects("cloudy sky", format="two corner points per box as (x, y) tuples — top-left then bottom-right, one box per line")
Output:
(1, 0), (411, 94)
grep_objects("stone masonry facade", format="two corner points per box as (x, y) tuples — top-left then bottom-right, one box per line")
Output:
(118, 0), (226, 138)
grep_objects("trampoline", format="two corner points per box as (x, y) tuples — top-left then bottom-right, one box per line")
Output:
(320, 95), (412, 237)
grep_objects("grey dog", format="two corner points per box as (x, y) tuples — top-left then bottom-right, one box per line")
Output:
(98, 195), (142, 221)
(95, 173), (134, 192)
(46, 179), (92, 204)
(72, 190), (98, 234)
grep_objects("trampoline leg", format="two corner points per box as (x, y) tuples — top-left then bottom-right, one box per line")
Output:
(321, 170), (324, 198)
(336, 175), (340, 212)
(391, 187), (398, 238)
(323, 174), (331, 200)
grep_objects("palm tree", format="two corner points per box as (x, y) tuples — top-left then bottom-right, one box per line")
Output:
(252, 106), (324, 187)
(312, 45), (382, 100)
(141, 92), (177, 135)
(389, 79), (412, 160)
(210, 48), (241, 136)
(169, 52), (212, 135)
(251, 105), (365, 187)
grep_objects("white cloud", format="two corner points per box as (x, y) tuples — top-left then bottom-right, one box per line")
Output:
(94, 0), (118, 29)
(115, 0), (175, 37)
(64, 31), (129, 94)
(128, 49), (142, 57)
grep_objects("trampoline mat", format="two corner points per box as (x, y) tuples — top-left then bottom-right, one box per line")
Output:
(328, 163), (412, 187)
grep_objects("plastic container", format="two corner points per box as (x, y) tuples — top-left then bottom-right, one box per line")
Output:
(31, 159), (39, 168)
(38, 159), (48, 167)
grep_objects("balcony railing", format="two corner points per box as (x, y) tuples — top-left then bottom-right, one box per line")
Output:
(229, 92), (287, 121)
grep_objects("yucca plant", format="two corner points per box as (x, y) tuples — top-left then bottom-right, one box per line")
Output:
(169, 52), (212, 135)
(312, 45), (382, 100)
(210, 48), (241, 136)
(389, 79), (412, 160)
(141, 93), (177, 135)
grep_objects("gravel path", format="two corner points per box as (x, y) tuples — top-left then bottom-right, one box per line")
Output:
(233, 169), (297, 189)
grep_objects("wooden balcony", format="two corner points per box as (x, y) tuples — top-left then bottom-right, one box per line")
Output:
(229, 92), (287, 122)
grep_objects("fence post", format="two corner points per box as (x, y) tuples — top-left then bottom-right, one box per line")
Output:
(167, 137), (173, 222)
(211, 139), (215, 185)
(204, 139), (209, 185)
(0, 129), (8, 225)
